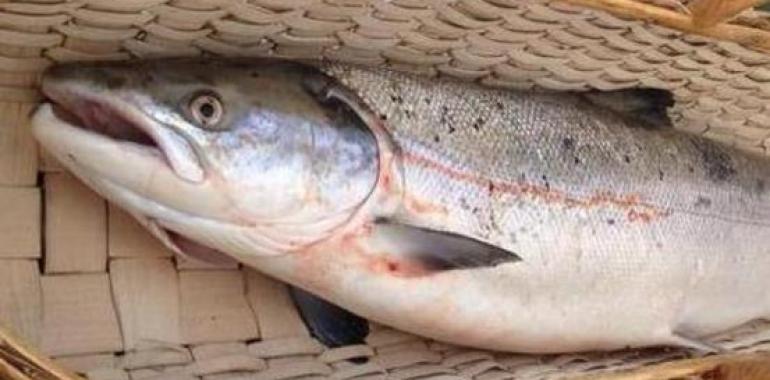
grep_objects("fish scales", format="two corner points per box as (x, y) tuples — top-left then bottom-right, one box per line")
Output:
(316, 64), (770, 350)
(324, 64), (770, 228)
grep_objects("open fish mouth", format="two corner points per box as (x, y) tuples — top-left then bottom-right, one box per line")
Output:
(34, 83), (234, 264)
(41, 80), (205, 183)
(50, 98), (159, 153)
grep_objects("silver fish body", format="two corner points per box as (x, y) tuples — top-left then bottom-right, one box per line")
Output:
(31, 60), (770, 353)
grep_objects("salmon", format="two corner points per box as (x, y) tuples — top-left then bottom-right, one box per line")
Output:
(31, 59), (770, 353)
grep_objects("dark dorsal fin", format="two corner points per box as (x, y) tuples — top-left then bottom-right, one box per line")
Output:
(582, 88), (674, 129)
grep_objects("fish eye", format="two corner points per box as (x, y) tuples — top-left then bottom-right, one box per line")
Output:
(189, 91), (224, 129)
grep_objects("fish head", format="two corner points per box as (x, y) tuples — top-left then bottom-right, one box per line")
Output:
(32, 60), (381, 258)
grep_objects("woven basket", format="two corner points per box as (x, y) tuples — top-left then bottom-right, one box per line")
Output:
(2, 1), (770, 379)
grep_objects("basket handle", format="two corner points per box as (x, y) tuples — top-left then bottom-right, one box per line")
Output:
(0, 325), (82, 380)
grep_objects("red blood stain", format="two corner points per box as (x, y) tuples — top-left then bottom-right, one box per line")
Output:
(402, 152), (669, 223)
(299, 236), (435, 279)
(627, 209), (656, 223)
(367, 255), (430, 278)
(380, 172), (391, 189)
(404, 195), (448, 216)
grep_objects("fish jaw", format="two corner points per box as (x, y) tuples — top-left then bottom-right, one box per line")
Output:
(33, 101), (216, 223)
(41, 71), (204, 183)
(31, 103), (197, 253)
(35, 73), (235, 220)
(34, 64), (315, 258)
(33, 102), (297, 259)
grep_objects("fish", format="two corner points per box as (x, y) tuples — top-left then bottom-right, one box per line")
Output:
(30, 59), (770, 354)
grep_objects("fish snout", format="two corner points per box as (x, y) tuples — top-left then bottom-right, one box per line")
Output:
(42, 63), (134, 99)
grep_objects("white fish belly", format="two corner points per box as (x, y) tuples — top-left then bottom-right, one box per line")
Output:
(248, 212), (770, 353)
(363, 210), (770, 352)
(235, 150), (770, 353)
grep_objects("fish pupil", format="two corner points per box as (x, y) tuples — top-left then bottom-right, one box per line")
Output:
(200, 102), (215, 118)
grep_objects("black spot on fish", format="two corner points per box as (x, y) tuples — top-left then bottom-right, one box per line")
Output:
(250, 71), (260, 78)
(424, 97), (431, 105)
(607, 219), (616, 225)
(495, 101), (504, 111)
(448, 125), (456, 134)
(389, 94), (403, 104)
(688, 165), (695, 173)
(440, 106), (449, 125)
(689, 139), (736, 183)
(487, 210), (501, 232)
(694, 196), (712, 208)
(658, 170), (665, 181)
(562, 138), (580, 164)
(379, 113), (387, 121)
(623, 155), (631, 164)
(542, 174), (550, 191)
(472, 117), (485, 131)
(459, 197), (469, 210)
(488, 181), (495, 195)
(433, 134), (440, 143)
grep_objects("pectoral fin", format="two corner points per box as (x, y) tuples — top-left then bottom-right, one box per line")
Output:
(289, 286), (369, 348)
(368, 219), (521, 272)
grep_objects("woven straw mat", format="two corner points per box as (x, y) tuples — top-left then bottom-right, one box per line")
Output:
(1, 0), (770, 380)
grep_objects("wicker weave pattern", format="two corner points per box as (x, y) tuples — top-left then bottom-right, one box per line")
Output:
(0, 1), (769, 380)
(40, 320), (770, 380)
(0, 1), (769, 153)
